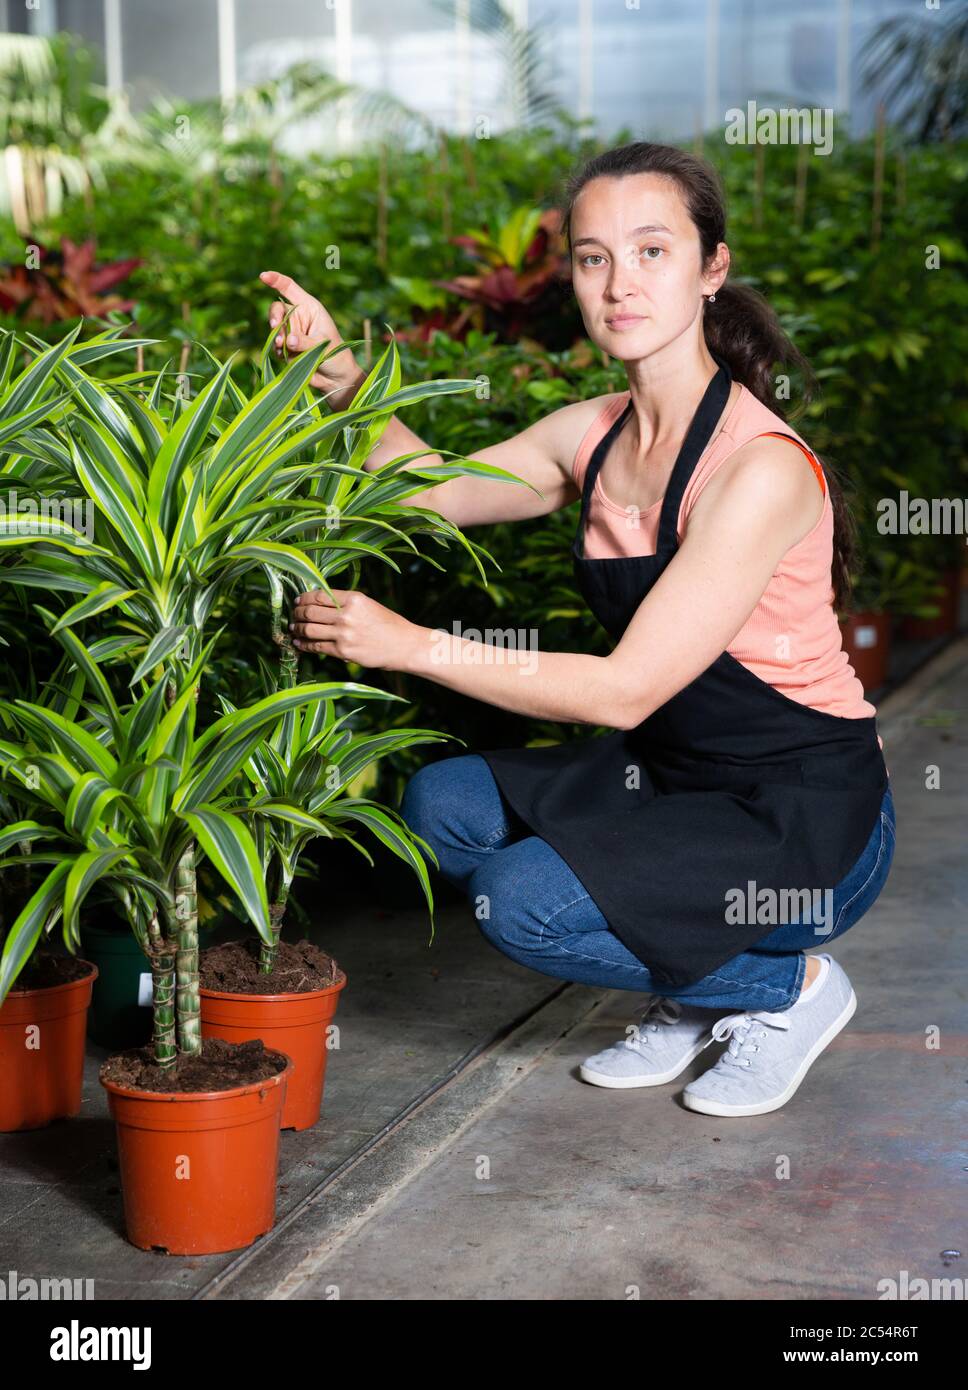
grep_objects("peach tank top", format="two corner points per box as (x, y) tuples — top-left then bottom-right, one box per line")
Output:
(572, 384), (879, 727)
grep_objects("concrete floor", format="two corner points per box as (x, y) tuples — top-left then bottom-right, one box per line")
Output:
(1, 637), (965, 1300)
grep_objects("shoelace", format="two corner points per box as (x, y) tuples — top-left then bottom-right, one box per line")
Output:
(624, 996), (684, 1054)
(703, 1009), (791, 1069)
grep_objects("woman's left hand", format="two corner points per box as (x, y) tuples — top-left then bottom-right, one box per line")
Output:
(289, 588), (419, 672)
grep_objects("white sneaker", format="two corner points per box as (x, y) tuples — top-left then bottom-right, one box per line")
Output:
(580, 996), (720, 1089)
(680, 955), (857, 1117)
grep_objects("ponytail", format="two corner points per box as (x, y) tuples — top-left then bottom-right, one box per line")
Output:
(702, 280), (808, 411)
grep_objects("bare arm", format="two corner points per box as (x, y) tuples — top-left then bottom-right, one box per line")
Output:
(293, 438), (824, 729)
(348, 372), (610, 528)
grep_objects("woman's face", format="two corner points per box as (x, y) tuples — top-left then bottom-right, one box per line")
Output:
(569, 172), (727, 361)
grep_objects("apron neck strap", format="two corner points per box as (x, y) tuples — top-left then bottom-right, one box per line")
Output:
(576, 395), (635, 560)
(656, 355), (733, 554)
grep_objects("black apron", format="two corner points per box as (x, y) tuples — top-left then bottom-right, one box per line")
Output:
(478, 359), (889, 989)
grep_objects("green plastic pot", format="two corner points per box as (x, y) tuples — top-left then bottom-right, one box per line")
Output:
(79, 922), (153, 1051)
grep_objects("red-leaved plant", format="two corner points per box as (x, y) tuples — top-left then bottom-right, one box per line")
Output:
(0, 237), (141, 323)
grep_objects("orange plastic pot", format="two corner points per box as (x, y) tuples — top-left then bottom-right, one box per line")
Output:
(0, 961), (98, 1132)
(100, 1049), (293, 1255)
(199, 972), (346, 1131)
(840, 611), (891, 692)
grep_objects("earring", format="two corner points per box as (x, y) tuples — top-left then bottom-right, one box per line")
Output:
(706, 292), (717, 303)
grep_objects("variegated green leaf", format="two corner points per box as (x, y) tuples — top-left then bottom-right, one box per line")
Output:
(122, 676), (170, 758)
(205, 340), (332, 487)
(326, 799), (437, 919)
(0, 820), (61, 855)
(50, 582), (138, 632)
(179, 807), (270, 942)
(112, 387), (166, 460)
(64, 773), (123, 843)
(0, 328), (16, 394)
(189, 681), (399, 764)
(69, 428), (162, 580)
(62, 848), (133, 945)
(66, 336), (158, 368)
(0, 393), (74, 448)
(147, 355), (234, 532)
(2, 323), (83, 419)
(7, 700), (117, 778)
(247, 800), (332, 836)
(202, 540), (329, 592)
(129, 625), (190, 686)
(0, 859), (72, 1003)
(56, 353), (146, 470)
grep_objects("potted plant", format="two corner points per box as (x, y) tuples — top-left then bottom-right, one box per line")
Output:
(0, 320), (518, 1250)
(0, 947), (98, 1132)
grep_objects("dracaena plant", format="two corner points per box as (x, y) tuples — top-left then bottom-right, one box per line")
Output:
(0, 318), (534, 1067)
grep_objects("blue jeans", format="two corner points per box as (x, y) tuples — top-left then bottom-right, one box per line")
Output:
(400, 754), (896, 1013)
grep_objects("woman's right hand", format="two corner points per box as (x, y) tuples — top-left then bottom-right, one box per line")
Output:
(260, 270), (363, 406)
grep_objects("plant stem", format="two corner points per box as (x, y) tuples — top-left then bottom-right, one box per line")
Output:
(265, 570), (299, 974)
(161, 674), (201, 1057)
(174, 842), (201, 1056)
(151, 952), (177, 1065)
(258, 892), (290, 975)
(147, 910), (177, 1067)
(270, 582), (299, 688)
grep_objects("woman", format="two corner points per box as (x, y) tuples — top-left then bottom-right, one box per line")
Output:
(266, 140), (895, 1120)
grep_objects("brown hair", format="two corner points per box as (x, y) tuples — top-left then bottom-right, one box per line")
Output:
(559, 141), (855, 612)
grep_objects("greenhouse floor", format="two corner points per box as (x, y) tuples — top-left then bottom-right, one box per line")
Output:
(1, 633), (966, 1302)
